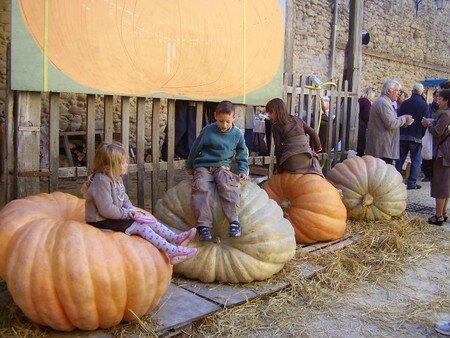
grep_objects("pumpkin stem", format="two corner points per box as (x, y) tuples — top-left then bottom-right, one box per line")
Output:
(280, 199), (291, 214)
(362, 194), (374, 207)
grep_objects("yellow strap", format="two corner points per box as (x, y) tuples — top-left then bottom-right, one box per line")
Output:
(43, 0), (49, 91)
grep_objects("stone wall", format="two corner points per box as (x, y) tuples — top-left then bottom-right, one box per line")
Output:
(292, 0), (449, 94)
(0, 0), (449, 138)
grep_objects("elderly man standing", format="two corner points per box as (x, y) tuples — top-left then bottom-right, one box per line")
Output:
(395, 83), (429, 189)
(365, 80), (413, 164)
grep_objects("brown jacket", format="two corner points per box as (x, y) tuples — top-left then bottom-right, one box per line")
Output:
(272, 116), (322, 165)
(430, 109), (450, 166)
(85, 173), (133, 222)
(365, 94), (409, 160)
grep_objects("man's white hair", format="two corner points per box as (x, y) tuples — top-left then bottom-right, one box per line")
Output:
(412, 83), (424, 95)
(381, 80), (401, 95)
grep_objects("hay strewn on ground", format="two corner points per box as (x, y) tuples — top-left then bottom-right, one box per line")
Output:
(0, 215), (448, 337)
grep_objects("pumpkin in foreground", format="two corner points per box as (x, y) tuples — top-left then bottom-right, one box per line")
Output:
(326, 155), (407, 220)
(155, 181), (296, 283)
(0, 192), (172, 332)
(262, 173), (347, 244)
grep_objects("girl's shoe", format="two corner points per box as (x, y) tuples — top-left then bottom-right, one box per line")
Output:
(169, 247), (198, 265)
(177, 228), (197, 246)
(428, 215), (444, 226)
(443, 213), (448, 222)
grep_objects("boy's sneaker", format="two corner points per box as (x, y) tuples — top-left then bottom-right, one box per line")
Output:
(229, 221), (241, 237)
(435, 322), (450, 336)
(169, 247), (198, 265)
(197, 226), (213, 241)
(177, 228), (197, 246)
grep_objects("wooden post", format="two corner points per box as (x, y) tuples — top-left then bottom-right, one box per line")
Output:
(136, 97), (146, 208)
(121, 97), (130, 189)
(4, 91), (15, 202)
(196, 102), (203, 137)
(342, 0), (363, 154)
(16, 91), (41, 198)
(49, 92), (60, 192)
(151, 99), (161, 211)
(86, 94), (96, 170)
(104, 95), (114, 143)
(166, 99), (176, 190)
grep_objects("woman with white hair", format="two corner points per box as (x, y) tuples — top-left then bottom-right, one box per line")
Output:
(365, 80), (413, 164)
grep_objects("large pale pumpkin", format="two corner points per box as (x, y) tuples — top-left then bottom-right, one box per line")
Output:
(0, 192), (172, 332)
(19, 0), (284, 98)
(262, 173), (347, 244)
(327, 155), (407, 220)
(154, 181), (296, 283)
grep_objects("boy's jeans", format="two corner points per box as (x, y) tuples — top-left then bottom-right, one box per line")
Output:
(191, 167), (240, 228)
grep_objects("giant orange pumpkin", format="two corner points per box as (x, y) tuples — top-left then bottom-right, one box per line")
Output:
(19, 0), (284, 99)
(262, 173), (347, 244)
(0, 192), (172, 331)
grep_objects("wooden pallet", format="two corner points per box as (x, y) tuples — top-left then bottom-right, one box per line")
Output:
(0, 234), (362, 337)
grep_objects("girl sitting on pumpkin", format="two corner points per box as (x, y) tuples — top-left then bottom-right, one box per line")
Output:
(82, 141), (197, 264)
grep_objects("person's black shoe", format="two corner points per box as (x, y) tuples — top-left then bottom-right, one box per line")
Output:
(197, 226), (213, 241)
(407, 185), (422, 190)
(422, 177), (430, 182)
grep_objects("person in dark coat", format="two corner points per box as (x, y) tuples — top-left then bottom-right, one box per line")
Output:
(357, 88), (376, 156)
(395, 83), (429, 189)
(421, 90), (440, 181)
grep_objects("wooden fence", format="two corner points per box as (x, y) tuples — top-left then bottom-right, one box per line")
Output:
(2, 74), (358, 209)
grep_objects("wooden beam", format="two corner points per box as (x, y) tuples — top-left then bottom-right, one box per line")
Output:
(195, 102), (203, 137)
(86, 94), (96, 170)
(166, 99), (175, 190)
(4, 91), (15, 202)
(151, 99), (161, 211)
(121, 96), (130, 189)
(16, 92), (41, 198)
(49, 92), (60, 192)
(136, 97), (146, 208)
(104, 95), (114, 143)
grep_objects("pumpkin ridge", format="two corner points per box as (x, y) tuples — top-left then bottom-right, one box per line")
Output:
(8, 220), (48, 326)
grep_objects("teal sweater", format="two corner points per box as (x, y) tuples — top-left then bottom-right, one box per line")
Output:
(187, 123), (249, 174)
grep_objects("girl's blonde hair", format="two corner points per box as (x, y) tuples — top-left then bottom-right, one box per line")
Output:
(81, 142), (128, 194)
(265, 98), (291, 125)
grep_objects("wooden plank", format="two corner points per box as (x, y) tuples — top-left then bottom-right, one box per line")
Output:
(16, 91), (41, 198)
(249, 165), (268, 176)
(179, 282), (257, 308)
(136, 97), (146, 208)
(310, 235), (363, 257)
(340, 81), (349, 161)
(299, 237), (347, 254)
(166, 99), (175, 190)
(333, 80), (342, 164)
(121, 97), (130, 190)
(195, 102), (203, 137)
(152, 284), (220, 334)
(291, 262), (325, 278)
(103, 95), (114, 143)
(48, 92), (60, 192)
(86, 94), (96, 170)
(151, 99), (161, 211)
(4, 90), (15, 203)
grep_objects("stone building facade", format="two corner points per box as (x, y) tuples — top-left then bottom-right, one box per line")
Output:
(0, 0), (448, 141)
(292, 0), (449, 94)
